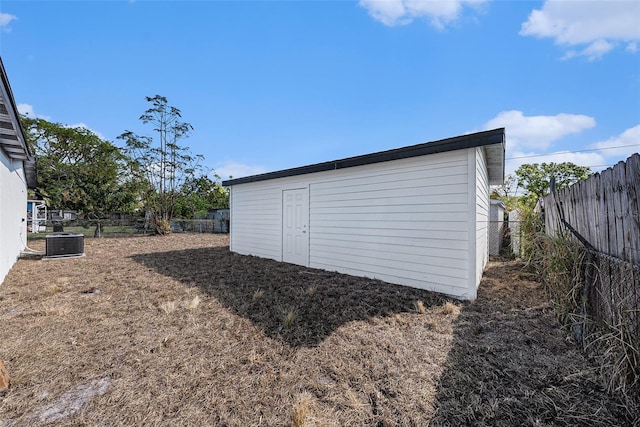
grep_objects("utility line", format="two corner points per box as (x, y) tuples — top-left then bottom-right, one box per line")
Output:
(506, 143), (640, 160)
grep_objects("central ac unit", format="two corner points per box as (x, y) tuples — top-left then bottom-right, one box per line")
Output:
(45, 233), (85, 258)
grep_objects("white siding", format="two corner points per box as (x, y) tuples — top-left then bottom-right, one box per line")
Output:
(309, 152), (470, 296)
(474, 147), (490, 297)
(229, 180), (284, 261)
(230, 150), (476, 298)
(0, 151), (28, 284)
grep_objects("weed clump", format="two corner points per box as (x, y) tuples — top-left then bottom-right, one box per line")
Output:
(283, 309), (297, 329)
(522, 213), (639, 411)
(159, 301), (177, 314)
(252, 289), (264, 302)
(186, 295), (201, 311)
(290, 392), (313, 427)
(442, 302), (460, 316)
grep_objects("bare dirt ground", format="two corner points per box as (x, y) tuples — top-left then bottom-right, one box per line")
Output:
(0, 234), (636, 426)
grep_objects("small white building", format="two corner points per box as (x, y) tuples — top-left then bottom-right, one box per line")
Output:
(489, 199), (506, 256)
(0, 58), (37, 285)
(223, 129), (505, 300)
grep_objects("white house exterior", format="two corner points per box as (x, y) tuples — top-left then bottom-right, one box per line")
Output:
(223, 129), (505, 300)
(0, 58), (37, 285)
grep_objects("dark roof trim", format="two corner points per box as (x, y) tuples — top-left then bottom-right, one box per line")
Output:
(223, 128), (505, 186)
(0, 57), (37, 188)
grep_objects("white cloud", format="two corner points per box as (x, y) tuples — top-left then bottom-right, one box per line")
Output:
(484, 110), (596, 151)
(213, 161), (268, 181)
(19, 106), (106, 138)
(359, 0), (488, 28)
(520, 0), (640, 60)
(590, 124), (640, 161)
(561, 40), (615, 62)
(17, 103), (34, 116)
(502, 124), (640, 177)
(0, 13), (17, 31)
(17, 103), (51, 121)
(360, 0), (408, 26)
(580, 39), (614, 61)
(506, 150), (605, 177)
(67, 123), (106, 140)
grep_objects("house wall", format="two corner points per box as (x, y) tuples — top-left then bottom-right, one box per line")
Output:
(228, 178), (285, 260)
(473, 147), (489, 298)
(0, 150), (28, 284)
(309, 150), (471, 297)
(230, 148), (491, 299)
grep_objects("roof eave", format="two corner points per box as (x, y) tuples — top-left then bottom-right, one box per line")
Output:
(0, 57), (36, 188)
(223, 128), (506, 186)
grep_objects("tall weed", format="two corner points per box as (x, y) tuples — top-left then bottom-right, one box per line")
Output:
(522, 209), (639, 411)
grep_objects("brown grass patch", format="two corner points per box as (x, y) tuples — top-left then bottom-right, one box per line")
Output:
(291, 391), (314, 427)
(442, 301), (461, 316)
(185, 295), (201, 311)
(0, 234), (635, 426)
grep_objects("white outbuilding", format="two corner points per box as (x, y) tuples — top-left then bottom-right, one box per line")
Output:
(222, 128), (505, 300)
(489, 199), (506, 256)
(0, 58), (37, 285)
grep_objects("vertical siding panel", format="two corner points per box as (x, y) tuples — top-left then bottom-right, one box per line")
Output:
(602, 168), (617, 256)
(467, 149), (477, 299)
(474, 147), (490, 298)
(228, 187), (233, 252)
(613, 162), (627, 258)
(625, 155), (640, 261)
(596, 173), (607, 252)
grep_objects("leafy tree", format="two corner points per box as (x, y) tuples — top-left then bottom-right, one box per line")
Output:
(490, 174), (520, 214)
(515, 162), (591, 206)
(174, 174), (229, 219)
(21, 117), (140, 218)
(118, 95), (203, 234)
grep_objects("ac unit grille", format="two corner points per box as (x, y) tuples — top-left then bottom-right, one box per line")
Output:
(45, 233), (85, 258)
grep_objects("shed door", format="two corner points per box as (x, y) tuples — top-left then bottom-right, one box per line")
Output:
(282, 188), (309, 267)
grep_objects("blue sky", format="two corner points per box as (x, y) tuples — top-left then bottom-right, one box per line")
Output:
(1, 0), (639, 183)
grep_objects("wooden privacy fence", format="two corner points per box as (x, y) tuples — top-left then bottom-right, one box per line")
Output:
(542, 154), (639, 398)
(544, 153), (640, 263)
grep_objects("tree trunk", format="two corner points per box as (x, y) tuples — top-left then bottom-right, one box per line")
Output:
(153, 214), (171, 235)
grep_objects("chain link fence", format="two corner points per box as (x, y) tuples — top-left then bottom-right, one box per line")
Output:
(170, 219), (229, 234)
(27, 216), (230, 238)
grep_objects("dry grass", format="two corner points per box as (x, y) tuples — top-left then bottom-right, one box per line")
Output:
(159, 300), (178, 314)
(185, 295), (201, 311)
(291, 391), (314, 427)
(0, 235), (635, 426)
(442, 301), (460, 316)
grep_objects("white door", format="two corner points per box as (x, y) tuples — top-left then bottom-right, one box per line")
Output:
(282, 188), (309, 266)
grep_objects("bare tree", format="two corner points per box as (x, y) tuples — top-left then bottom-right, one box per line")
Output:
(118, 95), (202, 234)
